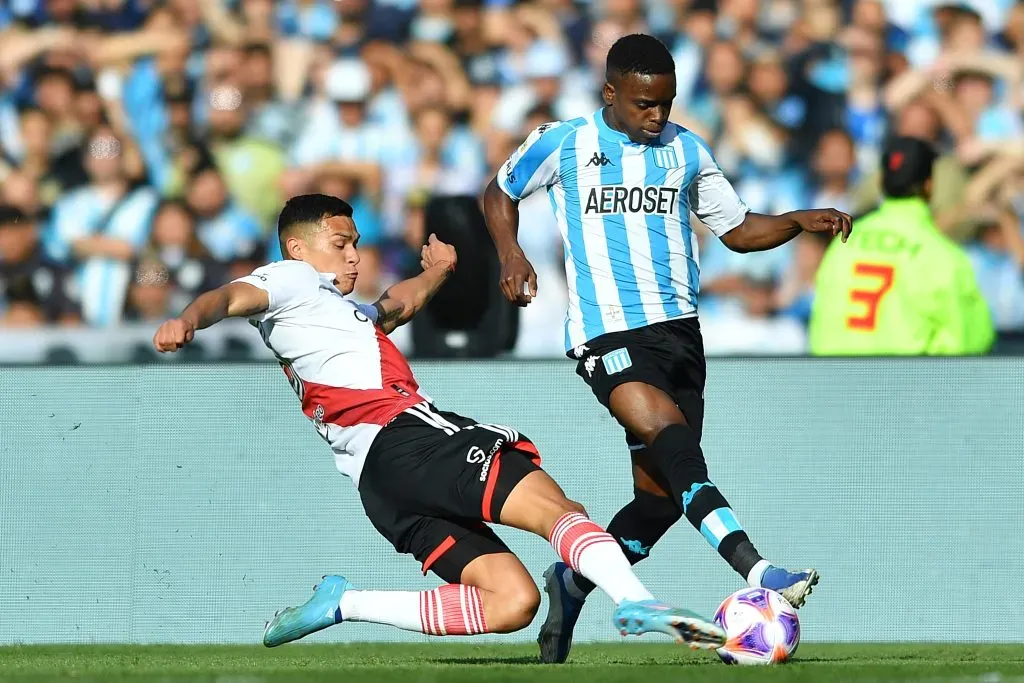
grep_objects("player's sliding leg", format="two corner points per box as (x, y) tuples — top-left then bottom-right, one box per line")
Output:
(538, 453), (681, 663)
(607, 383), (819, 605)
(263, 554), (540, 647)
(498, 466), (725, 649)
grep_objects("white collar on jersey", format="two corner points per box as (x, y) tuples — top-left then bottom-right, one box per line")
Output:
(317, 271), (344, 295)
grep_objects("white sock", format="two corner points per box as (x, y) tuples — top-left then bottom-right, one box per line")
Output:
(549, 512), (654, 605)
(339, 585), (488, 635)
(747, 559), (772, 587)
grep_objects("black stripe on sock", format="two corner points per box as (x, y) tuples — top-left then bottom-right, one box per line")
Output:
(682, 485), (730, 529)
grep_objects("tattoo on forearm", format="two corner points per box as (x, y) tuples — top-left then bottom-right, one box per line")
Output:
(373, 293), (405, 329)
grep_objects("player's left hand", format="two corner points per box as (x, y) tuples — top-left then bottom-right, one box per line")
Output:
(791, 208), (853, 243)
(421, 233), (457, 274)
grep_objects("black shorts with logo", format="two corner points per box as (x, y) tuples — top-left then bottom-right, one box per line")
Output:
(570, 317), (707, 448)
(358, 402), (542, 583)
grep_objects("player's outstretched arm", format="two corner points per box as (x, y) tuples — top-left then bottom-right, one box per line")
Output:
(483, 178), (538, 308)
(720, 210), (853, 253)
(372, 234), (456, 335)
(152, 282), (269, 352)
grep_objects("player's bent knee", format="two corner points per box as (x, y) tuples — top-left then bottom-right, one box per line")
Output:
(488, 581), (541, 633)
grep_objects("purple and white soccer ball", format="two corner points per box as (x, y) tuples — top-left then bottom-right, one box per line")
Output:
(713, 587), (800, 665)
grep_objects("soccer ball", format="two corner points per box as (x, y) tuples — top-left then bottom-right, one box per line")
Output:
(713, 587), (800, 665)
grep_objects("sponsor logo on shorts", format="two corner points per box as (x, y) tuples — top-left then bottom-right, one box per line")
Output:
(583, 355), (598, 378)
(572, 344), (589, 359)
(602, 348), (632, 375)
(472, 439), (505, 482)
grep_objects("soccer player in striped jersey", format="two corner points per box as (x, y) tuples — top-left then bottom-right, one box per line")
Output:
(153, 193), (726, 650)
(483, 34), (853, 663)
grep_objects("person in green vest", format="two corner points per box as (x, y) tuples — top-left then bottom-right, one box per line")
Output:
(810, 137), (994, 356)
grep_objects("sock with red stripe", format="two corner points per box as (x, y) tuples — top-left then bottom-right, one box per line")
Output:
(338, 585), (489, 635)
(548, 512), (654, 605)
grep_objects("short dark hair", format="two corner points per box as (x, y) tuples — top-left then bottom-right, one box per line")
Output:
(0, 204), (29, 227)
(606, 34), (675, 82)
(33, 66), (75, 90)
(277, 194), (354, 253)
(881, 137), (937, 199)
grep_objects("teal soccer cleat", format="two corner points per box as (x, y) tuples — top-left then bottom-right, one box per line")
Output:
(263, 575), (353, 647)
(613, 599), (726, 649)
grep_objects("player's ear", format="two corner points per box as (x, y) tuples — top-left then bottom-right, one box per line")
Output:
(284, 234), (303, 261)
(602, 81), (615, 106)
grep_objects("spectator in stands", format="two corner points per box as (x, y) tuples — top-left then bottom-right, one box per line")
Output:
(964, 210), (1024, 334)
(123, 256), (174, 323)
(143, 199), (226, 314)
(775, 232), (831, 325)
(0, 204), (79, 326)
(0, 171), (44, 219)
(853, 100), (970, 236)
(205, 81), (286, 231)
(46, 125), (158, 326)
(701, 276), (809, 355)
(810, 137), (994, 356)
(383, 105), (485, 248)
(807, 128), (858, 214)
(184, 165), (262, 263)
(0, 0), (1021, 360)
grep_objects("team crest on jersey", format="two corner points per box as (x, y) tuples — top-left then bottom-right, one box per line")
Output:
(602, 348), (633, 375)
(651, 147), (680, 169)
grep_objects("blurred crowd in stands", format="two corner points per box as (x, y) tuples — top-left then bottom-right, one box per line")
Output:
(1, 0), (1023, 357)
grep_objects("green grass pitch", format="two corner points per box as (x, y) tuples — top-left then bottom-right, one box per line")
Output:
(2, 644), (1024, 682)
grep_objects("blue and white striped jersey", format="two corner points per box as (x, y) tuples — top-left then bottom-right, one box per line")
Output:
(46, 186), (159, 327)
(497, 109), (749, 352)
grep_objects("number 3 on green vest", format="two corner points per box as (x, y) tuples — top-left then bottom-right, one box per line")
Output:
(846, 262), (894, 331)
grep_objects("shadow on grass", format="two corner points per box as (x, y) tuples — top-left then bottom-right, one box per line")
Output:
(428, 656), (713, 667)
(428, 656), (542, 666)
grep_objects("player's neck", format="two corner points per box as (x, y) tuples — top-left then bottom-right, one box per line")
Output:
(601, 107), (649, 145)
(601, 107), (626, 136)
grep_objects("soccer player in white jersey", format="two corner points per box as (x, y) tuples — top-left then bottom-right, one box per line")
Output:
(483, 34), (854, 663)
(152, 193), (728, 650)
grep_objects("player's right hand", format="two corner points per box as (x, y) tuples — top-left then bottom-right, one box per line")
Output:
(499, 250), (538, 307)
(153, 318), (196, 353)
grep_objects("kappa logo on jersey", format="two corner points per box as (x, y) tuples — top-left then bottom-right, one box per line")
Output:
(586, 151), (613, 167)
(602, 348), (632, 375)
(584, 186), (680, 215)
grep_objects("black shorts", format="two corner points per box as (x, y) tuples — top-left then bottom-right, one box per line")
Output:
(358, 402), (542, 584)
(570, 317), (707, 448)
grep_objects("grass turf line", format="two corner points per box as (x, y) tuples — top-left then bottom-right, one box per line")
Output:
(2, 644), (1024, 682)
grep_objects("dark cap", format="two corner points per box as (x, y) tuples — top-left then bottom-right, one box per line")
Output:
(163, 74), (194, 104)
(0, 204), (30, 228)
(882, 136), (937, 198)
